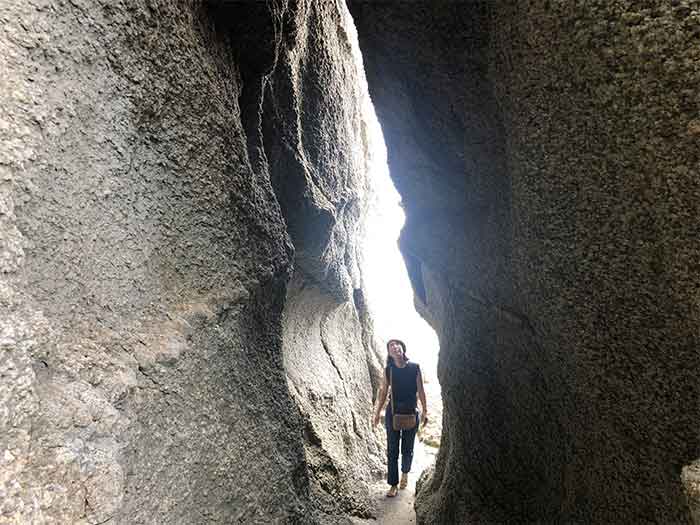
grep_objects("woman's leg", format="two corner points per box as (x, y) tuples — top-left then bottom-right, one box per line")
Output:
(385, 408), (400, 487)
(400, 413), (420, 475)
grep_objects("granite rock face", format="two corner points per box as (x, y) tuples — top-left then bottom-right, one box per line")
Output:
(351, 1), (700, 523)
(282, 275), (384, 520)
(2, 1), (380, 523)
(213, 0), (385, 519)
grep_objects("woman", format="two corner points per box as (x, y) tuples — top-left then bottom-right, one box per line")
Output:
(372, 339), (428, 497)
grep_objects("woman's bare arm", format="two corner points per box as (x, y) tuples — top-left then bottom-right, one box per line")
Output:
(373, 375), (389, 427)
(417, 366), (428, 425)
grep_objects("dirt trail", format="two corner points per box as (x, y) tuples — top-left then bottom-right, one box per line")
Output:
(354, 441), (437, 524)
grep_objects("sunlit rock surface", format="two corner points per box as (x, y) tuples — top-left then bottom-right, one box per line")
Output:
(684, 460), (700, 525)
(2, 1), (380, 523)
(351, 2), (700, 523)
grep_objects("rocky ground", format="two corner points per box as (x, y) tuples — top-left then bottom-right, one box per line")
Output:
(353, 440), (438, 525)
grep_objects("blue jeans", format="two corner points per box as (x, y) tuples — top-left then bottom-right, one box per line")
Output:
(385, 406), (419, 486)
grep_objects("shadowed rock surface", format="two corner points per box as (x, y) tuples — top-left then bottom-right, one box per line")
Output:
(4, 0), (699, 523)
(351, 1), (700, 523)
(2, 0), (381, 523)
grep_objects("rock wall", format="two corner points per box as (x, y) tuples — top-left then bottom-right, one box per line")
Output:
(351, 1), (700, 523)
(214, 0), (385, 519)
(2, 0), (380, 523)
(282, 275), (383, 520)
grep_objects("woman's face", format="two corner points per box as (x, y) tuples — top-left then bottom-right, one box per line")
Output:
(388, 341), (403, 360)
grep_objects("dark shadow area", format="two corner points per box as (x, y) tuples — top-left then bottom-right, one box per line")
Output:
(350, 1), (700, 523)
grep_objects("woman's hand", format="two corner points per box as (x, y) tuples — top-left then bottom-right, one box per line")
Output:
(422, 412), (429, 427)
(372, 412), (381, 428)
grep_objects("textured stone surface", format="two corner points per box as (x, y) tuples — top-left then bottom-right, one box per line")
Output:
(684, 460), (700, 524)
(2, 0), (380, 523)
(283, 275), (383, 520)
(351, 1), (700, 523)
(213, 1), (385, 519)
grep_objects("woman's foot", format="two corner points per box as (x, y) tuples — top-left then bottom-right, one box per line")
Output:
(386, 485), (398, 497)
(399, 473), (408, 489)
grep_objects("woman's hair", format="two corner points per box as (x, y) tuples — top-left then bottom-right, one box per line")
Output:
(385, 338), (407, 369)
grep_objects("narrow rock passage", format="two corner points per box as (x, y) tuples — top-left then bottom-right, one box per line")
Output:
(353, 442), (437, 525)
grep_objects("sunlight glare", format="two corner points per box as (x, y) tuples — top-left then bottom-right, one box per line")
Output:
(360, 104), (440, 381)
(343, 6), (440, 380)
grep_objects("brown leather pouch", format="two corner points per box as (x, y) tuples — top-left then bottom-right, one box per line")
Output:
(392, 413), (417, 431)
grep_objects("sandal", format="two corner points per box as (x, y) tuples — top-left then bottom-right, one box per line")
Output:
(386, 485), (398, 498)
(399, 473), (408, 489)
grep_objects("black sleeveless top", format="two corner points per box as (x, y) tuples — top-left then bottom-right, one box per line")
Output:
(386, 362), (419, 414)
